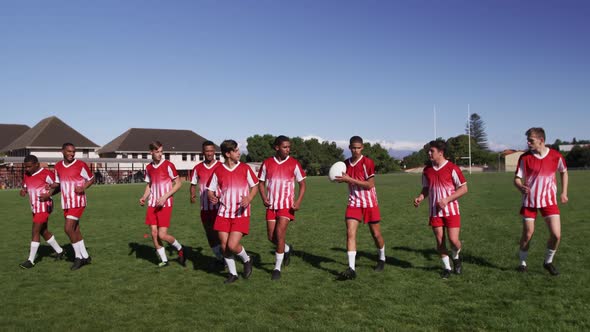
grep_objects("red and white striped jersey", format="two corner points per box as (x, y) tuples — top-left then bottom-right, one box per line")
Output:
(258, 156), (306, 210)
(422, 160), (467, 217)
(345, 156), (379, 208)
(207, 162), (259, 218)
(190, 160), (220, 211)
(54, 160), (93, 209)
(145, 160), (178, 208)
(23, 168), (55, 213)
(515, 149), (567, 208)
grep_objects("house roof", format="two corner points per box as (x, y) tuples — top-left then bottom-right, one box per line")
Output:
(0, 124), (30, 151)
(1, 116), (99, 152)
(97, 128), (218, 154)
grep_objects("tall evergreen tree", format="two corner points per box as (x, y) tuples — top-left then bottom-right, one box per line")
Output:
(466, 113), (489, 151)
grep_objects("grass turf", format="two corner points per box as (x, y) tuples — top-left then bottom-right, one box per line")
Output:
(1, 171), (589, 331)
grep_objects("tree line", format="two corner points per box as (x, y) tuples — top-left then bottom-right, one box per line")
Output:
(241, 134), (401, 176)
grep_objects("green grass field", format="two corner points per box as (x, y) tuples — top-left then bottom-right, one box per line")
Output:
(1, 171), (589, 331)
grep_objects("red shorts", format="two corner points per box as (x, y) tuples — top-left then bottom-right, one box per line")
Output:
(345, 206), (381, 224)
(520, 205), (560, 220)
(63, 207), (85, 221)
(32, 212), (50, 224)
(214, 216), (250, 235)
(266, 208), (296, 221)
(201, 210), (218, 224)
(145, 206), (172, 228)
(430, 215), (461, 228)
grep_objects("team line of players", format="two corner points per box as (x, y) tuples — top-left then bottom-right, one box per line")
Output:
(19, 127), (568, 281)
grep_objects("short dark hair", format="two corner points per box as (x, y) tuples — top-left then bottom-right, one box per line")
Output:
(24, 155), (39, 163)
(349, 136), (363, 145)
(274, 135), (290, 147)
(220, 139), (238, 156)
(149, 141), (163, 151)
(429, 140), (447, 154)
(526, 127), (546, 141)
(62, 142), (75, 149)
(202, 140), (216, 150)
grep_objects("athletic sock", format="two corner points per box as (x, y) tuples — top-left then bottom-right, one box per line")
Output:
(441, 256), (451, 270)
(347, 251), (356, 270)
(157, 247), (168, 262)
(236, 247), (250, 263)
(28, 241), (40, 263)
(212, 245), (223, 260)
(284, 243), (291, 253)
(275, 252), (284, 271)
(79, 240), (89, 259)
(46, 236), (63, 254)
(72, 241), (82, 259)
(378, 246), (386, 261)
(225, 256), (238, 276)
(519, 250), (528, 266)
(544, 248), (557, 264)
(171, 240), (182, 251)
(451, 248), (461, 260)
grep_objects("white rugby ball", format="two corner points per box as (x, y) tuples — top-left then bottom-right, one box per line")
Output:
(328, 161), (347, 182)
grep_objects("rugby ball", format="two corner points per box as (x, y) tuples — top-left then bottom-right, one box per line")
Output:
(328, 161), (347, 182)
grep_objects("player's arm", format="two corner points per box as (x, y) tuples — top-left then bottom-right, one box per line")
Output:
(413, 187), (429, 207)
(437, 184), (468, 209)
(293, 179), (306, 210)
(207, 189), (219, 204)
(560, 171), (568, 204)
(139, 183), (151, 206)
(19, 186), (27, 197)
(514, 176), (530, 194)
(258, 181), (270, 207)
(190, 183), (197, 204)
(156, 177), (182, 207)
(336, 173), (375, 189)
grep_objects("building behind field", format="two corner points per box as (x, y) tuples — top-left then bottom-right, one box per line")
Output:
(503, 150), (524, 172)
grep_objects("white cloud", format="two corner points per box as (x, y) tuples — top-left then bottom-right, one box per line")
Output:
(487, 141), (512, 152)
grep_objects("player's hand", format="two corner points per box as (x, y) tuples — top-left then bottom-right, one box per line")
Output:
(335, 172), (350, 183)
(292, 202), (301, 211)
(190, 195), (197, 204)
(156, 196), (167, 207)
(436, 197), (448, 210)
(413, 195), (424, 207)
(139, 197), (146, 206)
(38, 192), (51, 202)
(74, 185), (85, 194)
(561, 193), (569, 204)
(208, 194), (219, 204)
(262, 197), (271, 207)
(19, 189), (26, 197)
(518, 185), (530, 195)
(239, 195), (251, 208)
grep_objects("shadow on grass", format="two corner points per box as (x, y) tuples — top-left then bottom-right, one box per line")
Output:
(297, 249), (344, 277)
(393, 246), (508, 271)
(35, 244), (74, 263)
(331, 247), (413, 269)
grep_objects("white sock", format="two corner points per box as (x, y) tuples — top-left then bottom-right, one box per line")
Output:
(236, 247), (250, 263)
(275, 252), (284, 271)
(519, 250), (528, 266)
(28, 241), (40, 263)
(284, 243), (290, 253)
(544, 249), (557, 264)
(46, 236), (63, 254)
(79, 240), (89, 259)
(451, 248), (461, 260)
(378, 246), (386, 261)
(347, 251), (356, 270)
(442, 256), (451, 270)
(225, 256), (238, 276)
(171, 240), (182, 251)
(157, 247), (168, 262)
(72, 241), (82, 259)
(212, 245), (223, 260)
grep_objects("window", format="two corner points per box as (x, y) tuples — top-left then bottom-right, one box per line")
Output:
(142, 153), (148, 159)
(182, 153), (187, 161)
(191, 154), (197, 161)
(165, 153), (170, 160)
(132, 153), (137, 159)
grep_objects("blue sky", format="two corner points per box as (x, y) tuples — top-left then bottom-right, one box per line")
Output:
(1, 1), (588, 155)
